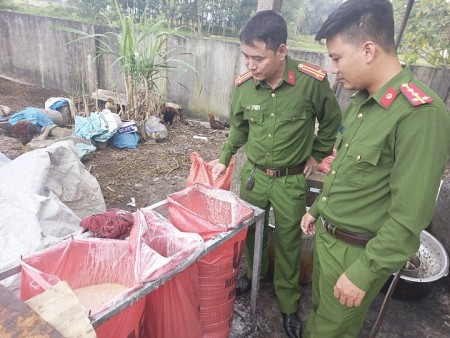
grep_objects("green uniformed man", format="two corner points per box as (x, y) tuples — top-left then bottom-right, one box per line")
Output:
(301, 0), (450, 337)
(212, 10), (341, 338)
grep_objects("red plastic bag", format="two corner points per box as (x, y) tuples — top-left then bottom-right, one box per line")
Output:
(21, 209), (205, 338)
(168, 183), (255, 241)
(167, 183), (253, 337)
(144, 265), (202, 338)
(318, 147), (337, 174)
(131, 208), (205, 337)
(130, 208), (205, 282)
(20, 238), (145, 338)
(186, 152), (235, 190)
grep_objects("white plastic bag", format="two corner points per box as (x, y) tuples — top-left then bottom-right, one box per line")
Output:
(144, 116), (168, 140)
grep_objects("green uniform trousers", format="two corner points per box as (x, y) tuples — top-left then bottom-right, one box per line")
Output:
(304, 218), (391, 337)
(239, 160), (306, 314)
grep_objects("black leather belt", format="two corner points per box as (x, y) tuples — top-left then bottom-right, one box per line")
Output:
(322, 218), (374, 247)
(251, 161), (306, 178)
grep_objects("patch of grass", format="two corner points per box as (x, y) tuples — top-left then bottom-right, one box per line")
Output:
(9, 0), (91, 22)
(289, 35), (327, 53)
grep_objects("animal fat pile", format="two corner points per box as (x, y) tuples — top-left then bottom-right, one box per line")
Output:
(73, 283), (129, 313)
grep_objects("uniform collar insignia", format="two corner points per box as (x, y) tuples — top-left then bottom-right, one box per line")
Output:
(380, 87), (399, 109)
(287, 70), (296, 85)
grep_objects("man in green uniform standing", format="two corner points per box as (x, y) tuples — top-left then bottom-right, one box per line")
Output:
(301, 0), (450, 337)
(212, 10), (341, 337)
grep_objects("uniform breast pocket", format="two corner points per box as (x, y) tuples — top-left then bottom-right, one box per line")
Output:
(279, 109), (307, 125)
(244, 110), (264, 125)
(344, 144), (381, 188)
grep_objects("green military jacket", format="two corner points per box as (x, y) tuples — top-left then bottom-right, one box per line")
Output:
(309, 66), (450, 291)
(218, 56), (341, 168)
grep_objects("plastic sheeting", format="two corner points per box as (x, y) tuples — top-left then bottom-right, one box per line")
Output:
(186, 152), (235, 190)
(168, 183), (255, 241)
(74, 112), (118, 143)
(144, 265), (203, 338)
(20, 238), (145, 338)
(130, 208), (205, 283)
(20, 208), (206, 338)
(8, 107), (54, 132)
(168, 183), (254, 337)
(0, 141), (106, 288)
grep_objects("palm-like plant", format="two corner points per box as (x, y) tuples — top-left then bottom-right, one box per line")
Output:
(58, 2), (194, 137)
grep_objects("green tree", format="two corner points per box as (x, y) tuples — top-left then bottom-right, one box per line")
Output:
(295, 0), (340, 35)
(67, 0), (114, 22)
(395, 0), (449, 68)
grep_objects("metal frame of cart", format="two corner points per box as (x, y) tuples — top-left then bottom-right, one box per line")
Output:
(0, 199), (265, 333)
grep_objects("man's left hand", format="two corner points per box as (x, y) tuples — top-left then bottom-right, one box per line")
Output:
(304, 156), (319, 177)
(333, 273), (366, 307)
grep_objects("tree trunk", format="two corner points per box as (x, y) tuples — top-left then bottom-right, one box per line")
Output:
(257, 0), (283, 12)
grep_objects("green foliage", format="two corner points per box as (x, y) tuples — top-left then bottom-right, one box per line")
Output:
(291, 0), (341, 35)
(67, 0), (114, 23)
(0, 0), (13, 10)
(56, 1), (196, 131)
(395, 0), (449, 68)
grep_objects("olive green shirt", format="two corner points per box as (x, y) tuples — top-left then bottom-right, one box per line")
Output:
(309, 66), (450, 291)
(218, 56), (342, 168)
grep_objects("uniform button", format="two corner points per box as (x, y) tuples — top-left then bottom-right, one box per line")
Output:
(357, 113), (363, 118)
(250, 117), (254, 122)
(271, 93), (276, 97)
(331, 170), (336, 175)
(321, 197), (327, 202)
(268, 134), (272, 138)
(266, 153), (270, 156)
(356, 155), (361, 161)
(345, 143), (349, 148)
(271, 113), (275, 117)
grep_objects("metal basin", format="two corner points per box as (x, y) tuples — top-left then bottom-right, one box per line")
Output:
(382, 230), (449, 301)
(400, 230), (449, 282)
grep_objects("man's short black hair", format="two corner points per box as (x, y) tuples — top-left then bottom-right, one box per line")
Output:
(315, 0), (396, 53)
(240, 10), (287, 52)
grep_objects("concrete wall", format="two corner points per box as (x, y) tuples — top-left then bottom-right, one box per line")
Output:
(0, 11), (98, 95)
(1, 11), (449, 119)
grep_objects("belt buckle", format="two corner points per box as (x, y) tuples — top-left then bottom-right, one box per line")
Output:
(266, 168), (281, 177)
(322, 218), (334, 235)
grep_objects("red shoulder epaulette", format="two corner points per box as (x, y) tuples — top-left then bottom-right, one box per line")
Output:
(400, 82), (433, 106)
(235, 71), (253, 86)
(298, 62), (326, 81)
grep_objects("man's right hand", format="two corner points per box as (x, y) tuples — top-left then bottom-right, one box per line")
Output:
(301, 212), (317, 236)
(212, 163), (227, 180)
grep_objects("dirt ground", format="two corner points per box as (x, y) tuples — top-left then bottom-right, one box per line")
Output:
(1, 76), (450, 337)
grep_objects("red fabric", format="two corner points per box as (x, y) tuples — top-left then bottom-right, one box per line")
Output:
(80, 208), (133, 239)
